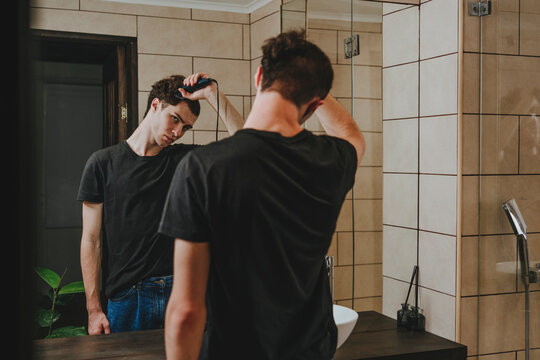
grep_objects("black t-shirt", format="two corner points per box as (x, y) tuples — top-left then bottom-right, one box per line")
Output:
(158, 129), (357, 360)
(77, 141), (199, 299)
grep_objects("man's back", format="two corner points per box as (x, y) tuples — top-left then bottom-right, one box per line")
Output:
(159, 128), (357, 359)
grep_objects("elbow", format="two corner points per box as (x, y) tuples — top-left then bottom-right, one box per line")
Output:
(166, 303), (206, 335)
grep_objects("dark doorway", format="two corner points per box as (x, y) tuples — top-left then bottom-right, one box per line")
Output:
(29, 30), (138, 331)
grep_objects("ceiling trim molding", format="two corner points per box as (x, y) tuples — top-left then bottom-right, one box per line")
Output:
(308, 11), (381, 23)
(101, 0), (273, 14)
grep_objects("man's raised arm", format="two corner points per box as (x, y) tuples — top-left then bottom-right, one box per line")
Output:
(179, 73), (245, 135)
(315, 95), (365, 166)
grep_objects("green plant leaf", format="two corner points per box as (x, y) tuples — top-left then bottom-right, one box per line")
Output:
(58, 281), (85, 295)
(45, 326), (87, 339)
(35, 308), (61, 327)
(35, 267), (61, 289)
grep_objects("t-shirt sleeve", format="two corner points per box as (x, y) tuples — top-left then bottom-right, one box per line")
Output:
(325, 136), (357, 184)
(158, 153), (210, 243)
(77, 152), (104, 203)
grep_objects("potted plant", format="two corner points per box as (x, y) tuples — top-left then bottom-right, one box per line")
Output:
(34, 266), (87, 339)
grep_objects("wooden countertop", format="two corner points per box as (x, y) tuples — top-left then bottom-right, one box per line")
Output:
(32, 311), (467, 360)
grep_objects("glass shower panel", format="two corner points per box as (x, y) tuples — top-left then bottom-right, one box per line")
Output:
(472, 1), (540, 358)
(305, 0), (383, 313)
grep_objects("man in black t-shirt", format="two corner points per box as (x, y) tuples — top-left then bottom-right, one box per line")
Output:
(159, 31), (365, 360)
(77, 73), (244, 335)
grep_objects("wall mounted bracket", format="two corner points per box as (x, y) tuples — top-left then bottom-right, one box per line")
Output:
(469, 0), (492, 16)
(344, 34), (360, 59)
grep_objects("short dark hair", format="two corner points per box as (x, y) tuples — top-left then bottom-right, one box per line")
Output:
(144, 75), (201, 118)
(260, 30), (333, 108)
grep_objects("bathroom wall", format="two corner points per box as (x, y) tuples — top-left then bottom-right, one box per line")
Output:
(29, 0), (279, 145)
(460, 0), (540, 358)
(381, 0), (461, 341)
(305, 11), (384, 313)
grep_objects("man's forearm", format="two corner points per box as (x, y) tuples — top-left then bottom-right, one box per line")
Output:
(206, 89), (244, 135)
(165, 305), (207, 360)
(80, 235), (103, 313)
(315, 95), (365, 165)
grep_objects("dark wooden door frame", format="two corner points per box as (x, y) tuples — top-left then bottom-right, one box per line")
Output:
(31, 29), (139, 145)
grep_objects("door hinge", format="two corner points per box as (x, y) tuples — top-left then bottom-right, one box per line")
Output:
(344, 34), (360, 59)
(469, 0), (491, 16)
(121, 105), (128, 123)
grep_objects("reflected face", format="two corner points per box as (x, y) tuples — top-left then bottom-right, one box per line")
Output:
(150, 99), (198, 148)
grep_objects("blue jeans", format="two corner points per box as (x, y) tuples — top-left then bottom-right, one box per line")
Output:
(107, 275), (173, 333)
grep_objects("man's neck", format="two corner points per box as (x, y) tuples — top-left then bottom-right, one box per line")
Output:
(243, 91), (304, 137)
(126, 120), (162, 157)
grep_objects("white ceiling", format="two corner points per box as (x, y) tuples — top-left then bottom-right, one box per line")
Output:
(101, 0), (382, 21)
(101, 0), (274, 13)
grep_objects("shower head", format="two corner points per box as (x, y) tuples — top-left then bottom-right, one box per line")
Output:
(502, 198), (527, 239)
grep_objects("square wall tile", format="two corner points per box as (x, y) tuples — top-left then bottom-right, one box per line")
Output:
(419, 115), (458, 175)
(137, 54), (192, 92)
(30, 8), (136, 36)
(81, 0), (191, 18)
(33, 0), (78, 10)
(520, 12), (540, 56)
(461, 236), (478, 297)
(308, 28), (338, 64)
(354, 264), (382, 298)
(191, 8), (249, 24)
(383, 173), (418, 228)
(331, 64), (353, 98)
(138, 17), (243, 59)
(250, 12), (280, 59)
(477, 293), (525, 354)
(418, 231), (456, 295)
(355, 231), (383, 264)
(353, 66), (382, 99)
(337, 98), (382, 132)
(354, 199), (383, 231)
(383, 119), (419, 173)
(420, 53), (458, 117)
(382, 276), (410, 319)
(519, 116), (540, 173)
(482, 7), (519, 55)
(476, 175), (540, 235)
(460, 296), (478, 356)
(338, 31), (382, 66)
(419, 174), (457, 235)
(193, 58), (251, 96)
(361, 132), (382, 167)
(480, 54), (540, 116)
(420, 0), (458, 60)
(353, 167), (383, 199)
(352, 297), (382, 313)
(334, 265), (353, 300)
(337, 232), (354, 266)
(418, 287), (456, 341)
(382, 6), (419, 67)
(383, 62), (419, 120)
(383, 3), (414, 15)
(383, 225), (417, 282)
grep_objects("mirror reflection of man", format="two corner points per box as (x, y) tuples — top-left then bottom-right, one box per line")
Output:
(159, 30), (365, 360)
(77, 73), (244, 335)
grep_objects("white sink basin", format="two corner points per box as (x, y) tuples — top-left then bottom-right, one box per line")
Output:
(333, 304), (358, 348)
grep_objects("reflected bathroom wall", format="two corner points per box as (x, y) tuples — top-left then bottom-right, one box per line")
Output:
(461, 0), (540, 357)
(304, 0), (383, 313)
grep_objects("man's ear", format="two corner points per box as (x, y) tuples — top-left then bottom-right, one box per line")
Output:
(302, 99), (323, 120)
(254, 66), (262, 89)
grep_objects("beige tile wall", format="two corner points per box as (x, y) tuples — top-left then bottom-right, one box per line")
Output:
(306, 10), (383, 313)
(461, 0), (540, 358)
(29, 0), (269, 145)
(381, 0), (461, 342)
